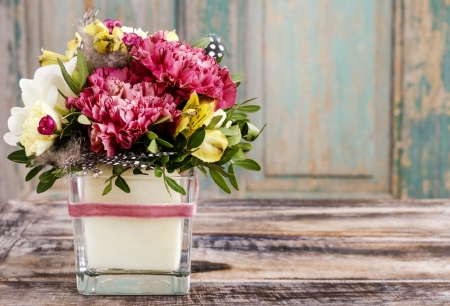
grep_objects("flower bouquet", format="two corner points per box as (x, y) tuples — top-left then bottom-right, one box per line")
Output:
(3, 10), (264, 295)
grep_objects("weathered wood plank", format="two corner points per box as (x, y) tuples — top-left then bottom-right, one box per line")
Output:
(0, 0), (41, 208)
(2, 200), (450, 284)
(2, 199), (450, 302)
(246, 0), (393, 197)
(179, 0), (247, 199)
(400, 0), (450, 198)
(1, 281), (450, 305)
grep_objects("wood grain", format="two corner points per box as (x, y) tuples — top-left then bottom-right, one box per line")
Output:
(1, 281), (450, 305)
(2, 199), (450, 303)
(245, 0), (393, 197)
(399, 0), (450, 198)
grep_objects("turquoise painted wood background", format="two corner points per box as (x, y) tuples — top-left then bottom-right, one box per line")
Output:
(0, 0), (449, 202)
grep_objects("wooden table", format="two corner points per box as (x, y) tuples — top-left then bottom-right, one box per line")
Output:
(1, 199), (450, 305)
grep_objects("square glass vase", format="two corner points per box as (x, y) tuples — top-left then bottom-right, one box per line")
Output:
(68, 169), (196, 295)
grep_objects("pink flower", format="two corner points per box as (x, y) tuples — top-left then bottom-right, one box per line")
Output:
(37, 115), (57, 135)
(103, 19), (122, 34)
(130, 31), (237, 109)
(67, 66), (180, 156)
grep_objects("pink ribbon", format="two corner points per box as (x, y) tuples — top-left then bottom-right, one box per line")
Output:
(68, 175), (198, 219)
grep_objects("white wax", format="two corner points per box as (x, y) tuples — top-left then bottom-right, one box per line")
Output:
(81, 170), (183, 271)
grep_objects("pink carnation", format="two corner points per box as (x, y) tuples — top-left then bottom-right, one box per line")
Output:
(67, 65), (179, 156)
(130, 31), (237, 109)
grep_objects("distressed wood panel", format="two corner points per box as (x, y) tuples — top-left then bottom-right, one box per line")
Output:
(2, 199), (450, 303)
(246, 0), (393, 197)
(177, 0), (247, 199)
(265, 0), (376, 176)
(400, 0), (450, 198)
(0, 0), (42, 207)
(39, 0), (177, 55)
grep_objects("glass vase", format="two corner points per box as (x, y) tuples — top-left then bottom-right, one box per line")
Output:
(68, 169), (197, 295)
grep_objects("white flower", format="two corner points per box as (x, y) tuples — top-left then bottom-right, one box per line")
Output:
(121, 26), (148, 38)
(19, 101), (62, 156)
(3, 57), (77, 148)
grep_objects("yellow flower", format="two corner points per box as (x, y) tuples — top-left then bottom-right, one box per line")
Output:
(20, 101), (62, 156)
(192, 130), (228, 162)
(84, 19), (126, 54)
(165, 30), (179, 42)
(38, 49), (69, 66)
(66, 32), (82, 58)
(174, 92), (215, 138)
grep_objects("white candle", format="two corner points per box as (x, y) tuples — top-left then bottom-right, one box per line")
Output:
(80, 169), (184, 271)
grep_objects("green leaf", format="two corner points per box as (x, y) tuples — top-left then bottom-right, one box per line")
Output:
(197, 165), (208, 177)
(77, 51), (89, 89)
(216, 55), (224, 64)
(57, 88), (67, 99)
(216, 146), (240, 165)
(237, 105), (261, 113)
(165, 177), (187, 195)
(146, 131), (158, 140)
(7, 150), (29, 164)
(209, 168), (231, 194)
(174, 152), (190, 162)
(151, 115), (171, 126)
(175, 133), (187, 150)
(39, 168), (57, 182)
(166, 157), (192, 172)
(133, 168), (148, 175)
(148, 139), (158, 153)
(233, 148), (246, 160)
(217, 127), (238, 136)
(26, 166), (44, 182)
(61, 121), (80, 137)
(230, 112), (248, 121)
(113, 165), (126, 175)
(205, 164), (233, 177)
(156, 138), (174, 148)
(115, 176), (130, 193)
(36, 180), (56, 194)
(206, 115), (224, 129)
(228, 164), (239, 191)
(243, 123), (266, 142)
(238, 97), (258, 106)
(57, 58), (80, 95)
(230, 73), (243, 87)
(102, 180), (112, 196)
(77, 114), (91, 125)
(161, 155), (170, 164)
(226, 125), (241, 147)
(191, 156), (203, 166)
(191, 37), (211, 48)
(233, 159), (261, 171)
(222, 146), (240, 160)
(238, 142), (253, 152)
(187, 128), (206, 150)
(154, 166), (163, 178)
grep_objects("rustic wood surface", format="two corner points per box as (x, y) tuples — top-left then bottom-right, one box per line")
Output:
(1, 199), (450, 304)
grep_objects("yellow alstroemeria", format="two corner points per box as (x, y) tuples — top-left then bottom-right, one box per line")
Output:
(192, 130), (228, 163)
(165, 30), (179, 42)
(66, 32), (82, 58)
(84, 19), (127, 54)
(38, 49), (69, 66)
(174, 92), (215, 138)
